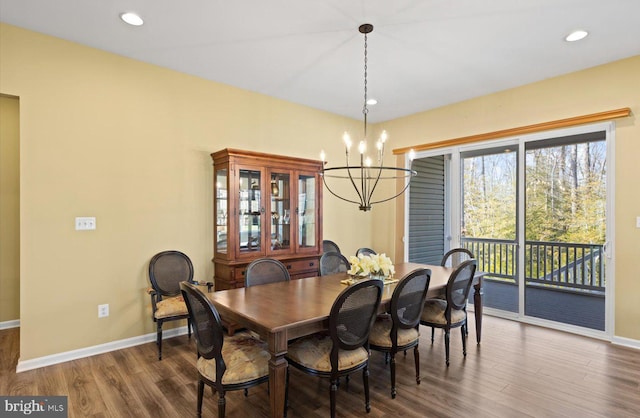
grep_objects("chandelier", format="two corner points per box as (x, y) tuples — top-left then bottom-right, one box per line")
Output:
(320, 24), (416, 211)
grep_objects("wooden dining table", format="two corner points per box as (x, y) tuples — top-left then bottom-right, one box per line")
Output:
(204, 262), (484, 418)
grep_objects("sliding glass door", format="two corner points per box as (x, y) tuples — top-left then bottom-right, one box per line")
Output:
(461, 145), (519, 313)
(407, 123), (612, 337)
(523, 132), (607, 330)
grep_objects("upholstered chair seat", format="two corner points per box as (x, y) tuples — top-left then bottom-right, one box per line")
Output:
(154, 295), (188, 319)
(287, 335), (369, 373)
(420, 299), (467, 326)
(369, 316), (420, 348)
(196, 332), (269, 385)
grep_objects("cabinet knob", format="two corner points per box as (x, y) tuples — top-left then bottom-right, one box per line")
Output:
(309, 262), (314, 267)
(286, 265), (292, 269)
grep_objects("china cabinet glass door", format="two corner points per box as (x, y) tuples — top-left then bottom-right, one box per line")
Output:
(238, 168), (263, 255)
(297, 173), (317, 250)
(269, 170), (292, 253)
(215, 168), (228, 254)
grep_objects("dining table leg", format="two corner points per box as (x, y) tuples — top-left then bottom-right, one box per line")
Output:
(473, 276), (483, 344)
(268, 331), (288, 418)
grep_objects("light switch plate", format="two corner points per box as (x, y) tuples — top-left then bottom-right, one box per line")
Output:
(75, 217), (96, 230)
(636, 216), (640, 228)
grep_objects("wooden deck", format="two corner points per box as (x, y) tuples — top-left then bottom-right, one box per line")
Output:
(479, 279), (605, 330)
(1, 315), (639, 417)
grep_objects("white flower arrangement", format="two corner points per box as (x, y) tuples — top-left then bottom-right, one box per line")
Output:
(348, 253), (395, 278)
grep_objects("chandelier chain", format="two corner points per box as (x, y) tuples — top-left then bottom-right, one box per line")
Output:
(363, 31), (368, 138)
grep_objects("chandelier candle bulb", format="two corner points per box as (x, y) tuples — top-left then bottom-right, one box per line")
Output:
(343, 132), (352, 148)
(358, 140), (366, 154)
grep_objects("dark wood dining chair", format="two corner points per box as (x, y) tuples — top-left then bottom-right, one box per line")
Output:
(356, 247), (376, 257)
(322, 239), (341, 254)
(147, 250), (195, 360)
(285, 279), (384, 418)
(180, 282), (269, 418)
(369, 268), (431, 398)
(433, 247), (475, 338)
(244, 257), (290, 287)
(420, 259), (477, 366)
(441, 248), (474, 267)
(320, 251), (350, 276)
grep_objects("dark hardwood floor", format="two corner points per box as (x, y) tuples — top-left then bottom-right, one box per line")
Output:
(1, 315), (639, 417)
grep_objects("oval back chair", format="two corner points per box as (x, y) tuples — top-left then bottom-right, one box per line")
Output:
(180, 282), (269, 417)
(420, 259), (477, 366)
(320, 251), (350, 276)
(148, 250), (194, 360)
(245, 257), (290, 287)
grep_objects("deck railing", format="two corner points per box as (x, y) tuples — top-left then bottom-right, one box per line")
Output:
(460, 238), (605, 294)
(461, 238), (517, 281)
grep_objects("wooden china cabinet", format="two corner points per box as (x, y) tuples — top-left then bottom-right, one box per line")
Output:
(211, 148), (323, 290)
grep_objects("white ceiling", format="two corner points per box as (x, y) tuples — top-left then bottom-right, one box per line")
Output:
(1, 0), (639, 122)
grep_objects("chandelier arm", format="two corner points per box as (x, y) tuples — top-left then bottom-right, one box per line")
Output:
(360, 156), (367, 208)
(321, 174), (363, 206)
(368, 173), (415, 206)
(346, 165), (366, 207)
(365, 162), (385, 206)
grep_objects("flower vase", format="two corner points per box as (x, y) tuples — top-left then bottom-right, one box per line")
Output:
(370, 272), (386, 281)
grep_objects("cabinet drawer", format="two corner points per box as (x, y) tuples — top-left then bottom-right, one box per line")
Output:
(283, 258), (318, 274)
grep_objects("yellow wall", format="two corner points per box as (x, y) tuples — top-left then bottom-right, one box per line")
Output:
(381, 55), (640, 340)
(0, 95), (20, 322)
(1, 21), (638, 363)
(0, 23), (374, 361)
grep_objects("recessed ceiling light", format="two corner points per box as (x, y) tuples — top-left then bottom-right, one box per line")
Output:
(565, 30), (588, 42)
(120, 12), (144, 26)
(366, 98), (378, 106)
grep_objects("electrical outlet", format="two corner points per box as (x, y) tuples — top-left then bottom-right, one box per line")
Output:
(637, 216), (640, 228)
(98, 304), (109, 318)
(76, 217), (96, 230)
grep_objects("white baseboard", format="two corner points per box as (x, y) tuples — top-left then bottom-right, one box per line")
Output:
(16, 325), (188, 373)
(13, 317), (640, 373)
(612, 336), (640, 350)
(0, 319), (20, 330)
(482, 309), (640, 350)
